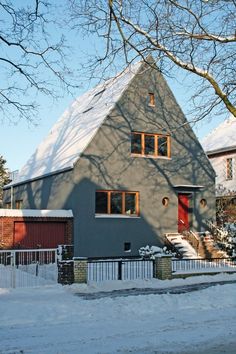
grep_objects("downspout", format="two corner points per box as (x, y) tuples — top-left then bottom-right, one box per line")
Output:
(10, 185), (13, 209)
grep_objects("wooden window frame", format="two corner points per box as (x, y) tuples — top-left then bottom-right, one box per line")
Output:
(15, 200), (23, 209)
(131, 132), (171, 158)
(148, 92), (155, 107)
(226, 158), (233, 180)
(96, 190), (140, 216)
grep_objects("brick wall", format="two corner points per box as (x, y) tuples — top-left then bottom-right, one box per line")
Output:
(0, 216), (73, 249)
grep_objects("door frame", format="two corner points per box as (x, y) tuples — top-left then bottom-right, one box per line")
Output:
(177, 193), (192, 233)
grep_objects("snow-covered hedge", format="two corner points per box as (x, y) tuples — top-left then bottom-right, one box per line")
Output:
(139, 245), (173, 259)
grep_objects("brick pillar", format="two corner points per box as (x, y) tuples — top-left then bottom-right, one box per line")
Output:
(154, 255), (172, 280)
(58, 261), (74, 285)
(73, 257), (88, 284)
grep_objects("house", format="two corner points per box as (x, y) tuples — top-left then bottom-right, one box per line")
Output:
(202, 115), (236, 222)
(3, 58), (216, 257)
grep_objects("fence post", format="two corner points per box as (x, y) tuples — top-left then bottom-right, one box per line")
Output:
(73, 257), (88, 284)
(153, 255), (172, 280)
(118, 260), (123, 280)
(11, 251), (16, 288)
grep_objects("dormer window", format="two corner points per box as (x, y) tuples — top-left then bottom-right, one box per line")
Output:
(131, 132), (171, 158)
(148, 93), (155, 107)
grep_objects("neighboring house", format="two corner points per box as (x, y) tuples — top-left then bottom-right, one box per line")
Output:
(202, 115), (236, 222)
(3, 58), (215, 257)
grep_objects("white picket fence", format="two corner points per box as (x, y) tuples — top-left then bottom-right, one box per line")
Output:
(0, 249), (58, 288)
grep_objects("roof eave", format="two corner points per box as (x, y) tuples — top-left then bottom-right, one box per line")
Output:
(206, 145), (236, 156)
(3, 166), (73, 189)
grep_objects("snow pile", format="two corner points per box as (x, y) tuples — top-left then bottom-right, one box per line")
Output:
(0, 209), (73, 218)
(139, 245), (172, 259)
(1, 274), (236, 353)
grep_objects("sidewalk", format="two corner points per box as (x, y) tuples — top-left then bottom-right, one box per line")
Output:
(76, 279), (236, 300)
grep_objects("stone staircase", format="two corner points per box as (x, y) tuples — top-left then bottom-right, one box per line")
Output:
(165, 232), (228, 259)
(165, 233), (199, 258)
(197, 234), (228, 259)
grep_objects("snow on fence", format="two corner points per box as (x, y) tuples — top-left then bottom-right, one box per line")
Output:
(87, 259), (154, 282)
(0, 249), (57, 288)
(172, 257), (236, 274)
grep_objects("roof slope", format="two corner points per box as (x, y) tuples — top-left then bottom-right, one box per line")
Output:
(202, 115), (236, 154)
(11, 61), (142, 186)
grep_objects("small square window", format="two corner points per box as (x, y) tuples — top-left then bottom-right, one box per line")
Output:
(124, 242), (131, 252)
(4, 202), (11, 209)
(148, 93), (155, 106)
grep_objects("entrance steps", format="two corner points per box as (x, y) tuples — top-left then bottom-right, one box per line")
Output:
(165, 233), (199, 259)
(198, 234), (228, 259)
(165, 232), (228, 259)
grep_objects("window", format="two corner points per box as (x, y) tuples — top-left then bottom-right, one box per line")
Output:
(226, 158), (233, 180)
(124, 242), (131, 252)
(131, 133), (142, 154)
(95, 190), (139, 216)
(131, 132), (170, 158)
(162, 197), (169, 207)
(15, 200), (23, 209)
(148, 93), (155, 106)
(200, 199), (207, 208)
(4, 202), (11, 209)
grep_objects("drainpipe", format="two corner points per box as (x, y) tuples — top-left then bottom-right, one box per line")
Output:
(10, 185), (13, 209)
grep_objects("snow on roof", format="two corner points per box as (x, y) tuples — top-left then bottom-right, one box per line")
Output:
(0, 209), (73, 218)
(201, 115), (236, 153)
(10, 61), (142, 186)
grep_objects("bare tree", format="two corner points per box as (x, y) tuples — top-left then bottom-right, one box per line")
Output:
(0, 155), (10, 207)
(0, 0), (75, 124)
(69, 0), (236, 123)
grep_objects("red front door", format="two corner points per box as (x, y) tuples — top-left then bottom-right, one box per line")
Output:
(178, 194), (190, 233)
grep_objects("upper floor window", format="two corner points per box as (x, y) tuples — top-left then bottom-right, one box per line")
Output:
(226, 158), (233, 180)
(131, 132), (170, 158)
(4, 202), (11, 209)
(15, 200), (23, 209)
(148, 93), (155, 107)
(96, 190), (139, 216)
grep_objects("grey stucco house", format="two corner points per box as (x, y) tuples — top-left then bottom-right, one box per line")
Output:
(3, 58), (216, 257)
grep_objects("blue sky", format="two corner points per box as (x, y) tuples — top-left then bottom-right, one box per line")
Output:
(0, 1), (228, 172)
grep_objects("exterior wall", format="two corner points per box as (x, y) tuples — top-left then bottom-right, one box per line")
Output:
(0, 216), (73, 249)
(3, 61), (215, 257)
(208, 151), (236, 195)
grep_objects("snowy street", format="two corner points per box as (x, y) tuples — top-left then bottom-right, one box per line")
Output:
(1, 274), (236, 354)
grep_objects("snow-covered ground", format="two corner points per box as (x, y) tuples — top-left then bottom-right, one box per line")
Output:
(1, 274), (236, 354)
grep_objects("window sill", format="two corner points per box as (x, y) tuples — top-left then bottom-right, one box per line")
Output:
(131, 154), (171, 160)
(95, 214), (140, 219)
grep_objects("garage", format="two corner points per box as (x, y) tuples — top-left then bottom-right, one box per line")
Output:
(0, 209), (73, 249)
(14, 222), (67, 248)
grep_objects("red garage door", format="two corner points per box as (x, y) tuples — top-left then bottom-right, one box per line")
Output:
(14, 222), (66, 249)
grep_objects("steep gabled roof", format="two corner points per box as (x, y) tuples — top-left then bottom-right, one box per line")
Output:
(9, 60), (142, 186)
(201, 115), (236, 154)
